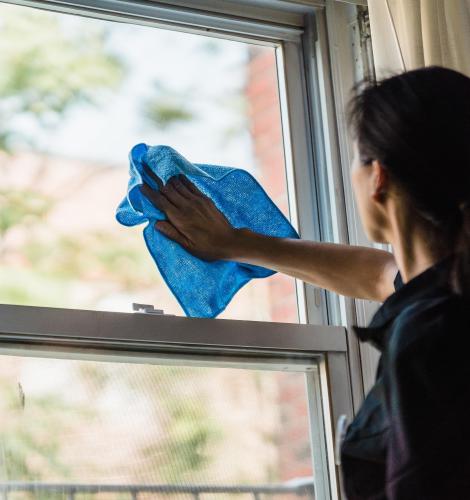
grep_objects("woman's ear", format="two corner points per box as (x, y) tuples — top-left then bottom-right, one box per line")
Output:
(371, 160), (389, 203)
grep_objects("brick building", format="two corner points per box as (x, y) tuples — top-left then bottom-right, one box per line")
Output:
(246, 46), (313, 485)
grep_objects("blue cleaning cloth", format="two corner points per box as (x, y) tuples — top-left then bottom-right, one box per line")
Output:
(116, 144), (299, 318)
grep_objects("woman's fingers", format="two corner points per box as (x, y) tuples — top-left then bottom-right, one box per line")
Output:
(161, 179), (190, 207)
(141, 183), (175, 214)
(143, 163), (164, 190)
(141, 164), (204, 202)
(155, 220), (187, 247)
(179, 175), (207, 199)
(170, 176), (196, 199)
(140, 173), (217, 234)
(141, 181), (190, 233)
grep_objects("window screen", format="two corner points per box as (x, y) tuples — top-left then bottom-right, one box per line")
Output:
(0, 352), (316, 499)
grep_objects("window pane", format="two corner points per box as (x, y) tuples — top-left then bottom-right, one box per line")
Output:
(0, 3), (297, 322)
(0, 353), (315, 499)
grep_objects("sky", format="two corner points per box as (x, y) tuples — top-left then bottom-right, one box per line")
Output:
(22, 9), (264, 171)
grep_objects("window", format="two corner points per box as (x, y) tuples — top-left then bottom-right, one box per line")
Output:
(0, 1), (369, 499)
(0, 303), (350, 499)
(1, 355), (318, 497)
(0, 2), (297, 323)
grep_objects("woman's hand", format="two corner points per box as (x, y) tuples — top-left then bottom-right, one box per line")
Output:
(140, 168), (239, 261)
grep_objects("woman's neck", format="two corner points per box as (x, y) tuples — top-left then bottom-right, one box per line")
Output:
(387, 204), (450, 284)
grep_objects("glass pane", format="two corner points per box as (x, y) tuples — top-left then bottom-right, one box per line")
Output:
(0, 354), (315, 499)
(0, 3), (297, 322)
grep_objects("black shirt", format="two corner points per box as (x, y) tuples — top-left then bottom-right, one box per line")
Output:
(340, 257), (470, 499)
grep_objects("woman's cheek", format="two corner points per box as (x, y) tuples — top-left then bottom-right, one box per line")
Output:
(351, 166), (368, 219)
(351, 166), (378, 241)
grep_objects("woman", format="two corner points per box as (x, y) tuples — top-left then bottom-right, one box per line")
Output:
(142, 66), (470, 499)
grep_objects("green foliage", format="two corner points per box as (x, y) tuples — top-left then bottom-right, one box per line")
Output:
(120, 365), (221, 483)
(198, 40), (222, 55)
(0, 379), (87, 482)
(144, 82), (196, 130)
(147, 397), (219, 481)
(0, 189), (52, 237)
(0, 362), (223, 490)
(23, 230), (160, 289)
(146, 101), (195, 130)
(0, 184), (159, 304)
(0, 6), (124, 150)
(0, 267), (69, 307)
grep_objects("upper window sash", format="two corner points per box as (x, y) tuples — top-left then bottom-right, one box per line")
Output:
(2, 0), (307, 43)
(3, 0), (331, 325)
(0, 0), (366, 333)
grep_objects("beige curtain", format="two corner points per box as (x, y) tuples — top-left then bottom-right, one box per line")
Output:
(368, 0), (470, 78)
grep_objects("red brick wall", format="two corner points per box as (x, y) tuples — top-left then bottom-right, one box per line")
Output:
(245, 46), (313, 485)
(245, 48), (288, 214)
(245, 46), (298, 325)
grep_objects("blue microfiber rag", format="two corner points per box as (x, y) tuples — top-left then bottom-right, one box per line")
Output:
(116, 143), (299, 318)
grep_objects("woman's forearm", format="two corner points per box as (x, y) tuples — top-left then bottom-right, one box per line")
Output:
(229, 229), (397, 302)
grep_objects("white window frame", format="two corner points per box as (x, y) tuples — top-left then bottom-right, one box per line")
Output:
(0, 0), (374, 497)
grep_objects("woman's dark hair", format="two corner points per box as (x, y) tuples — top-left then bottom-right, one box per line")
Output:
(348, 66), (470, 296)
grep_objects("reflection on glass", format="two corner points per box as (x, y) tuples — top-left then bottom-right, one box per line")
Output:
(0, 355), (314, 499)
(0, 3), (297, 323)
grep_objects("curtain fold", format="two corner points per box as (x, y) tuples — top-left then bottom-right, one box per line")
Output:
(368, 0), (470, 78)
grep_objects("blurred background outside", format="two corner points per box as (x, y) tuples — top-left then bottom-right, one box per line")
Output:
(0, 4), (313, 498)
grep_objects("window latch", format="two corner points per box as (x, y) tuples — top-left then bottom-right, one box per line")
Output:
(132, 303), (165, 315)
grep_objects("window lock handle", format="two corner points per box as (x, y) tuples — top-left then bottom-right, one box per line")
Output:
(132, 303), (165, 315)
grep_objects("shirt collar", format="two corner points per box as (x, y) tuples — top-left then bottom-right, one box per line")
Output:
(353, 256), (454, 351)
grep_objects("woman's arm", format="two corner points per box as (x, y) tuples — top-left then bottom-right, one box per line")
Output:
(229, 231), (397, 302)
(141, 174), (398, 303)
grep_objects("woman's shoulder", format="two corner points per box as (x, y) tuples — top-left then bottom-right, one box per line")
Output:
(387, 293), (469, 359)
